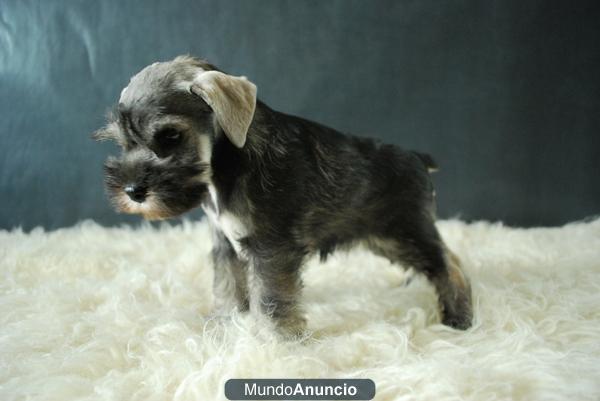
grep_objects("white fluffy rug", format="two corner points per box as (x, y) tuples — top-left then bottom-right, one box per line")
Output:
(1, 218), (600, 401)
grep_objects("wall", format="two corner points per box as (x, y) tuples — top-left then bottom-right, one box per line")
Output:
(1, 0), (599, 229)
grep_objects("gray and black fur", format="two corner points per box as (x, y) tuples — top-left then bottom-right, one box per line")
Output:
(94, 56), (473, 337)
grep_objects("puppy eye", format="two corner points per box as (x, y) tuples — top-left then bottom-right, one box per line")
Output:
(155, 128), (182, 147)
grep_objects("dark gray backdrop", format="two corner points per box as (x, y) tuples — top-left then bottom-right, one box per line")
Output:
(1, 0), (599, 230)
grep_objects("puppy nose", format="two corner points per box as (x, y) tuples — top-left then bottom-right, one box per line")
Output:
(124, 184), (147, 203)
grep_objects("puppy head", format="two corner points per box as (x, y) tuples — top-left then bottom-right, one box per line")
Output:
(93, 56), (257, 220)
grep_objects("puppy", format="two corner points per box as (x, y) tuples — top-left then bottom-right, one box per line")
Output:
(94, 56), (473, 336)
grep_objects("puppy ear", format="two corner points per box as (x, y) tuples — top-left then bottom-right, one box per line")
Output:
(190, 70), (257, 148)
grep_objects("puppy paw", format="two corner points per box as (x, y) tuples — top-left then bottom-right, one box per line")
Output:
(441, 296), (473, 330)
(274, 314), (308, 340)
(442, 311), (473, 330)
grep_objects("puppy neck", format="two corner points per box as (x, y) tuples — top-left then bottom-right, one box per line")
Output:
(209, 102), (275, 195)
(239, 100), (279, 157)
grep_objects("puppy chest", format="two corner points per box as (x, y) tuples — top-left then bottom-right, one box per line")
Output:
(209, 211), (248, 255)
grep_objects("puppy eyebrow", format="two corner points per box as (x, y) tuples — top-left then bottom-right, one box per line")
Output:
(117, 105), (144, 143)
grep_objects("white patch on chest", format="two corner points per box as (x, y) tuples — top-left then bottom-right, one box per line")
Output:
(203, 185), (249, 257)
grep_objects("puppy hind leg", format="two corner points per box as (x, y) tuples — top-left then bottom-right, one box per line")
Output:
(438, 246), (473, 329)
(367, 224), (473, 330)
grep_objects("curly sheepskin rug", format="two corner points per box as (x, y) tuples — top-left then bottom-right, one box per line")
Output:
(1, 218), (600, 401)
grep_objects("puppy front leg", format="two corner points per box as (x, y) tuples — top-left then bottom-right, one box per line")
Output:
(247, 248), (306, 337)
(211, 231), (249, 314)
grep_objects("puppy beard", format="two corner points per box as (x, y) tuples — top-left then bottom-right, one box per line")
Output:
(113, 192), (172, 220)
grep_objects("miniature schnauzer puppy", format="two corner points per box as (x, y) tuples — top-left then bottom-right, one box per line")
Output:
(94, 56), (473, 336)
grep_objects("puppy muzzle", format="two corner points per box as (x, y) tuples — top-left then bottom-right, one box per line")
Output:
(102, 154), (209, 220)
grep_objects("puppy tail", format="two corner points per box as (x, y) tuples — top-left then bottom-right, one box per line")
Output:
(412, 151), (439, 173)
